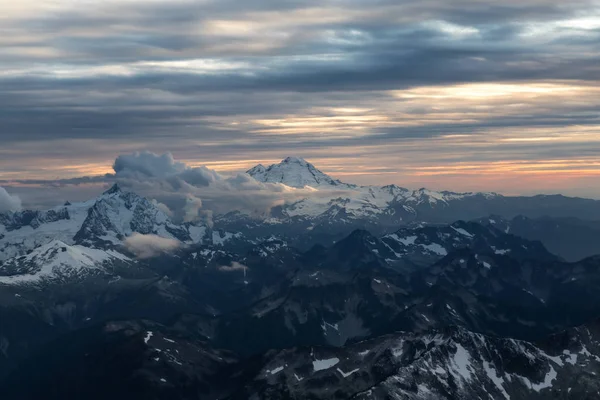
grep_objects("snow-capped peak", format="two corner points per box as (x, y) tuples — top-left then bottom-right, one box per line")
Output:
(0, 186), (208, 262)
(246, 164), (266, 176)
(247, 157), (342, 188)
(282, 156), (308, 164)
(242, 158), (507, 223)
(0, 239), (130, 285)
(103, 183), (122, 195)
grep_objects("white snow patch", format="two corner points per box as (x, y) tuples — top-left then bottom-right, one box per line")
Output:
(483, 361), (510, 399)
(563, 350), (578, 365)
(448, 344), (472, 384)
(540, 351), (563, 366)
(321, 320), (339, 333)
(391, 235), (417, 246)
(451, 226), (474, 238)
(445, 304), (458, 315)
(579, 345), (600, 362)
(144, 331), (153, 344)
(433, 366), (446, 375)
(268, 366), (284, 375)
(187, 225), (206, 243)
(212, 231), (241, 245)
(391, 340), (405, 358)
(337, 367), (360, 378)
(519, 366), (557, 392)
(313, 357), (340, 372)
(416, 384), (433, 395)
(420, 243), (447, 256)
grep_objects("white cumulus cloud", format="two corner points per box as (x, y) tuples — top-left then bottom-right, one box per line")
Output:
(124, 233), (181, 259)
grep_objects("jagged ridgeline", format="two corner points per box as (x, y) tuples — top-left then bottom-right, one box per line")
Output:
(2, 158), (600, 399)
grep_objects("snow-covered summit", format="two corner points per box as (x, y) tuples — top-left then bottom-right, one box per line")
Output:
(0, 186), (207, 262)
(73, 185), (182, 245)
(241, 157), (503, 223)
(103, 183), (123, 195)
(0, 239), (130, 285)
(247, 157), (342, 188)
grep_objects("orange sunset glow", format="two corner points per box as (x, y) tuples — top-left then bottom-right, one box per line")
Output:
(1, 0), (599, 206)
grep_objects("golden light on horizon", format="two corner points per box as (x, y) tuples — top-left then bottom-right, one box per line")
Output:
(393, 82), (587, 100)
(2, 78), (600, 198)
(408, 159), (600, 177)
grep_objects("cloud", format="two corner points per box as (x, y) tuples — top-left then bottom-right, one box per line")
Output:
(123, 233), (182, 259)
(113, 151), (187, 178)
(0, 150), (298, 219)
(181, 194), (204, 223)
(106, 151), (319, 220)
(218, 261), (249, 272)
(113, 151), (221, 186)
(0, 186), (22, 213)
(1, 0), (600, 198)
(152, 199), (174, 217)
(102, 151), (225, 222)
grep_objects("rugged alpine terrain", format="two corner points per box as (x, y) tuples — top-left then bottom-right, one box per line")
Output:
(474, 215), (600, 262)
(0, 184), (209, 262)
(218, 157), (600, 251)
(2, 157), (600, 399)
(3, 318), (600, 400)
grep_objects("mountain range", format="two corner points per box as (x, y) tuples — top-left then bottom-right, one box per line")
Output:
(2, 157), (600, 399)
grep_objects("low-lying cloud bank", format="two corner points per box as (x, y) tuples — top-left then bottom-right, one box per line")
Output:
(111, 151), (293, 225)
(218, 261), (249, 272)
(124, 233), (182, 259)
(1, 150), (362, 222)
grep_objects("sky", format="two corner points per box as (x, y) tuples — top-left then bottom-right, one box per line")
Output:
(1, 0), (600, 207)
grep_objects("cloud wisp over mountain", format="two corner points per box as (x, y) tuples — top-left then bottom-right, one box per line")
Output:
(1, 1), (599, 196)
(1, 148), (600, 220)
(124, 233), (182, 259)
(0, 187), (22, 213)
(1, 151), (363, 223)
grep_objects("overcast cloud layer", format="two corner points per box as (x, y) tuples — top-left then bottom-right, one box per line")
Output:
(1, 0), (600, 200)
